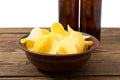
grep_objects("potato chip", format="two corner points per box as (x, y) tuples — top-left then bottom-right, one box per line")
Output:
(67, 25), (85, 53)
(20, 39), (35, 50)
(51, 22), (65, 34)
(32, 35), (59, 54)
(57, 37), (77, 54)
(74, 32), (85, 53)
(57, 26), (85, 54)
(84, 41), (94, 51)
(20, 39), (27, 44)
(26, 40), (35, 50)
(51, 22), (68, 40)
(31, 35), (45, 51)
(41, 29), (50, 34)
(67, 25), (74, 33)
(26, 27), (42, 41)
(85, 41), (93, 46)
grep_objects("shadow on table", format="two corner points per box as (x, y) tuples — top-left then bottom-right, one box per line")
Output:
(37, 65), (88, 80)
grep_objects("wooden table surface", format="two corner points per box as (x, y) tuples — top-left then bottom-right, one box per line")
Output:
(0, 28), (120, 80)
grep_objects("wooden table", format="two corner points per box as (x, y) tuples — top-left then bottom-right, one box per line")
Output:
(0, 28), (120, 80)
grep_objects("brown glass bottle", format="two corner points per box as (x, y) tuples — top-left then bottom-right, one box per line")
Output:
(59, 0), (79, 31)
(80, 0), (102, 41)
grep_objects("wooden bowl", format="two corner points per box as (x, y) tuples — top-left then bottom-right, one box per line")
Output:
(18, 32), (99, 72)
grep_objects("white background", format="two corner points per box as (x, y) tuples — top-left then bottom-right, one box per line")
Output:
(0, 0), (120, 28)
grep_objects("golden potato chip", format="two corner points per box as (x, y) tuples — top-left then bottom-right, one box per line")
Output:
(20, 39), (35, 50)
(67, 25), (74, 33)
(57, 37), (77, 54)
(20, 39), (27, 44)
(31, 35), (45, 51)
(85, 41), (93, 46)
(26, 27), (42, 41)
(26, 40), (35, 50)
(69, 32), (85, 53)
(32, 35), (59, 54)
(67, 26), (85, 53)
(84, 41), (94, 51)
(41, 29), (50, 34)
(51, 22), (65, 34)
(57, 27), (85, 54)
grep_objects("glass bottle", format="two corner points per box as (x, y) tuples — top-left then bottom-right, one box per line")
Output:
(59, 0), (79, 31)
(80, 0), (102, 41)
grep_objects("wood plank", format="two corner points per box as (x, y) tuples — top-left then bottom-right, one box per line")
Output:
(0, 76), (120, 80)
(1, 62), (120, 76)
(0, 28), (119, 34)
(0, 28), (49, 34)
(0, 28), (120, 77)
(0, 28), (32, 34)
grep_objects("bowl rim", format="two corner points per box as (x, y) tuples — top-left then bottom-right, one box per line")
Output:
(18, 32), (99, 57)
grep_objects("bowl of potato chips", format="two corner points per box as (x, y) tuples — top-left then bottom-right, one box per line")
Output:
(18, 22), (99, 72)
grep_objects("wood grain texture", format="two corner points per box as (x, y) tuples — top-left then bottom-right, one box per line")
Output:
(1, 77), (120, 80)
(0, 28), (49, 34)
(0, 28), (120, 79)
(0, 28), (32, 33)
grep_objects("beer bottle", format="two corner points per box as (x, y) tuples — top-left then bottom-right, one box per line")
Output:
(59, 0), (79, 31)
(80, 0), (102, 41)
